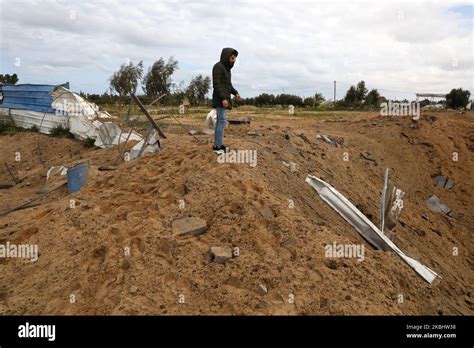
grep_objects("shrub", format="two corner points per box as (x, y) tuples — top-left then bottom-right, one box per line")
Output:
(49, 125), (75, 138)
(83, 137), (96, 148)
(446, 88), (470, 109)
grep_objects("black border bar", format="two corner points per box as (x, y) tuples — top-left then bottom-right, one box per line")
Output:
(0, 315), (472, 346)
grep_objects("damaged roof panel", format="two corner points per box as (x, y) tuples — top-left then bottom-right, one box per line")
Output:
(306, 175), (439, 284)
(0, 83), (70, 113)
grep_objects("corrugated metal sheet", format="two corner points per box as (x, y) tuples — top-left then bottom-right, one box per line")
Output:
(306, 175), (439, 284)
(0, 83), (69, 113)
(10, 109), (66, 133)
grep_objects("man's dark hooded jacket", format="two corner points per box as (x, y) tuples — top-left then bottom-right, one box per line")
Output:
(212, 47), (239, 110)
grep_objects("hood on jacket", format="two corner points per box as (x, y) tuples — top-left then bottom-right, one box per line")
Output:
(220, 47), (238, 69)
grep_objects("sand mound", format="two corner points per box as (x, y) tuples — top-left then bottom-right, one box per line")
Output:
(237, 105), (259, 111)
(0, 110), (472, 315)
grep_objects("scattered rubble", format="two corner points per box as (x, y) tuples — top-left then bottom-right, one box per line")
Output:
(46, 166), (68, 181)
(298, 133), (311, 144)
(97, 165), (117, 171)
(210, 246), (233, 264)
(128, 129), (161, 160)
(282, 161), (298, 172)
(360, 151), (376, 162)
(432, 175), (454, 189)
(184, 178), (195, 194)
(306, 175), (438, 284)
(172, 217), (208, 237)
(316, 133), (337, 147)
(426, 195), (456, 217)
(256, 284), (268, 296)
(94, 122), (142, 149)
(247, 131), (262, 136)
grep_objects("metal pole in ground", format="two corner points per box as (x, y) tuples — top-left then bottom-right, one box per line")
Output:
(4, 162), (19, 185)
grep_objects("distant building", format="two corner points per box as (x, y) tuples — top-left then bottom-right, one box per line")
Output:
(416, 93), (447, 109)
(415, 93), (446, 103)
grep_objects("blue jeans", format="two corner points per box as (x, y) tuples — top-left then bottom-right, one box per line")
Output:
(214, 107), (227, 147)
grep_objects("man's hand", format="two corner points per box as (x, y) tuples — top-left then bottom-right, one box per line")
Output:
(235, 94), (241, 102)
(222, 99), (229, 108)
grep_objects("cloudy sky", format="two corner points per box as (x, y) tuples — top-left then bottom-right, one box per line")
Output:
(0, 0), (472, 100)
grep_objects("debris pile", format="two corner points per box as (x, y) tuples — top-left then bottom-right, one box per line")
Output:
(306, 175), (438, 284)
(0, 84), (162, 159)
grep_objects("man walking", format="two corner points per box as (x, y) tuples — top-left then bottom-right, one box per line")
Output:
(212, 47), (240, 154)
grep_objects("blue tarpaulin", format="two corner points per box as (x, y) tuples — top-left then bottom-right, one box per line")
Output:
(0, 83), (69, 113)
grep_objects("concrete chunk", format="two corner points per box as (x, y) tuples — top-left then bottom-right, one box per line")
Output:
(316, 133), (337, 147)
(259, 205), (275, 219)
(256, 284), (268, 296)
(172, 217), (208, 237)
(247, 131), (262, 136)
(210, 246), (233, 264)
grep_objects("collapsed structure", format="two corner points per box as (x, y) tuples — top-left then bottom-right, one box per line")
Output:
(0, 83), (72, 133)
(0, 83), (159, 159)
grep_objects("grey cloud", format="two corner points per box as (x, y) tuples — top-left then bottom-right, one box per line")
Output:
(0, 0), (472, 97)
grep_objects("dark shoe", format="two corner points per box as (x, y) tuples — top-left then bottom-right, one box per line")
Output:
(213, 145), (230, 154)
(219, 145), (230, 153)
(213, 145), (225, 155)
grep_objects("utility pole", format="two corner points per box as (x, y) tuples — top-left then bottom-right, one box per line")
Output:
(333, 80), (336, 105)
